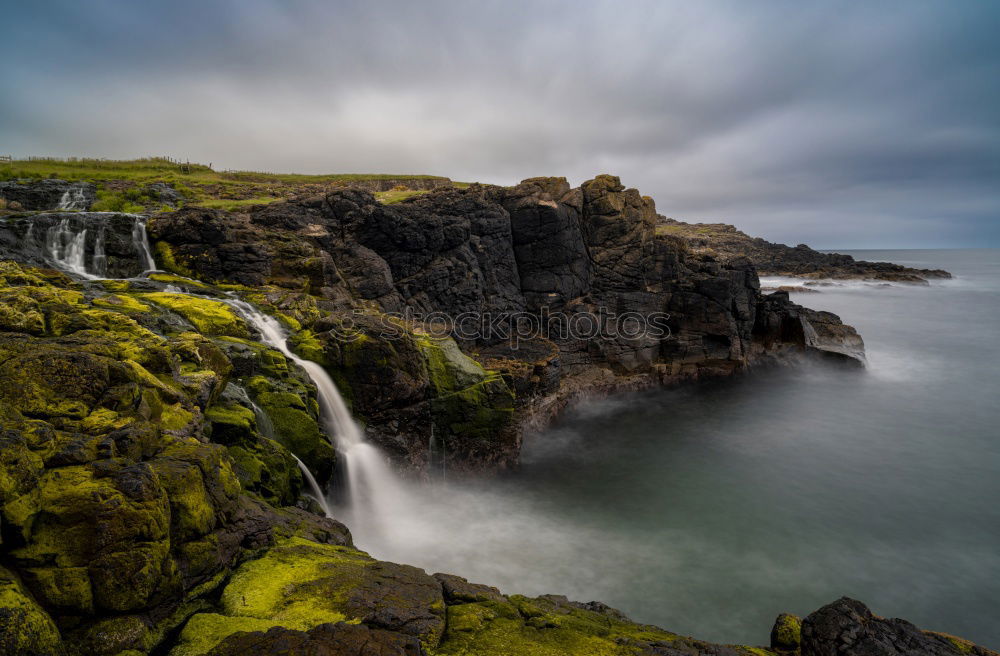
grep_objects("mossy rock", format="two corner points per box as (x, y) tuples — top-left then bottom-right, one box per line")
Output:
(185, 536), (444, 651)
(169, 613), (285, 656)
(435, 594), (691, 656)
(3, 464), (174, 614)
(140, 292), (248, 337)
(0, 566), (64, 656)
(205, 399), (303, 506)
(153, 240), (195, 278)
(244, 374), (335, 484)
(769, 612), (801, 652)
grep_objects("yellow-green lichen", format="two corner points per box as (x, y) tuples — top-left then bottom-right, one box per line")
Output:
(91, 293), (151, 312)
(219, 536), (368, 630)
(0, 566), (64, 656)
(169, 613), (284, 656)
(141, 292), (248, 337)
(153, 241), (194, 278)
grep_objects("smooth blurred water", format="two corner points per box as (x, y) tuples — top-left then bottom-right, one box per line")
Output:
(350, 249), (1000, 649)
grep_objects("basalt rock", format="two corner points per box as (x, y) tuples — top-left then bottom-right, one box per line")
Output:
(800, 598), (996, 656)
(0, 179), (96, 211)
(142, 175), (866, 475)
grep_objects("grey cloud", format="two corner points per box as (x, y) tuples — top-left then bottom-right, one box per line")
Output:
(1, 0), (998, 247)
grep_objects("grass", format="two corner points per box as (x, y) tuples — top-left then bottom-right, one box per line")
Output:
(0, 157), (454, 211)
(373, 189), (428, 204)
(198, 197), (283, 211)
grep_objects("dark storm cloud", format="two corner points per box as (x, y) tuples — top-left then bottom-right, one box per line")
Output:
(2, 0), (998, 247)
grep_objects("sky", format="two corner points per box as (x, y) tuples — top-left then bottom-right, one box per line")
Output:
(2, 1), (998, 248)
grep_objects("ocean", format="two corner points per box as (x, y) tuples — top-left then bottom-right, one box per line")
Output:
(349, 248), (1000, 649)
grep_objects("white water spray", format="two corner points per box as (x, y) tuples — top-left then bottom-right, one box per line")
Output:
(223, 297), (405, 531)
(56, 185), (89, 211)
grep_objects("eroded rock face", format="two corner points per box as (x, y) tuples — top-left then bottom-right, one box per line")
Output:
(800, 598), (996, 656)
(144, 175), (866, 475)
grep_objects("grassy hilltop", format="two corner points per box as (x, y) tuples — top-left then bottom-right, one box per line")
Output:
(0, 156), (456, 212)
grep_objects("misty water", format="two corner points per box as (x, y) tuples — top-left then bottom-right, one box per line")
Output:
(347, 249), (1000, 649)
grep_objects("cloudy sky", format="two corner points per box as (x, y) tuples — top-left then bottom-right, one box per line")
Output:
(2, 1), (998, 247)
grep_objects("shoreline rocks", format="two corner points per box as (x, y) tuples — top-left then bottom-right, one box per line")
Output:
(658, 218), (951, 283)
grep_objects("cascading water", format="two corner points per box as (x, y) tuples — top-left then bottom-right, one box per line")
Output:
(223, 297), (405, 532)
(92, 224), (107, 277)
(235, 385), (333, 517)
(39, 213), (156, 279)
(46, 218), (95, 279)
(131, 217), (157, 273)
(56, 185), (89, 210)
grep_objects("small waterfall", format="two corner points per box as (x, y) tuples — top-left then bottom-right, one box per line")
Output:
(223, 297), (404, 529)
(132, 218), (157, 273)
(92, 224), (107, 277)
(38, 213), (156, 280)
(293, 455), (333, 517)
(46, 218), (95, 279)
(56, 185), (89, 211)
(243, 393), (332, 517)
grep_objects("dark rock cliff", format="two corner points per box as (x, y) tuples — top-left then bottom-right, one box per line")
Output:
(147, 174), (864, 473)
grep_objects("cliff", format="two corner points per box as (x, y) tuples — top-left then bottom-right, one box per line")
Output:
(143, 175), (865, 473)
(658, 218), (951, 283)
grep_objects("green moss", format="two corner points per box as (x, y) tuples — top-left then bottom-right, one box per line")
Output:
(226, 439), (301, 507)
(0, 567), (64, 656)
(205, 403), (255, 434)
(153, 241), (194, 278)
(289, 329), (326, 364)
(169, 613), (284, 656)
(432, 593), (706, 656)
(769, 612), (801, 652)
(91, 293), (151, 312)
(141, 292), (248, 337)
(159, 402), (195, 432)
(4, 465), (172, 613)
(81, 407), (132, 433)
(219, 537), (367, 630)
(149, 272), (212, 289)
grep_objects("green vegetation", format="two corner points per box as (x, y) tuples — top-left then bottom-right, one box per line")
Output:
(140, 292), (248, 337)
(91, 187), (160, 213)
(1, 157), (453, 211)
(374, 189), (428, 204)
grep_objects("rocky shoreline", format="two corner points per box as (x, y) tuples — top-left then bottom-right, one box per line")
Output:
(658, 218), (952, 283)
(0, 174), (992, 655)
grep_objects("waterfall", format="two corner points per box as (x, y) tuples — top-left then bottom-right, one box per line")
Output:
(293, 455), (334, 518)
(92, 224), (107, 277)
(56, 185), (89, 211)
(39, 213), (156, 279)
(223, 297), (404, 529)
(131, 218), (157, 273)
(46, 218), (95, 279)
